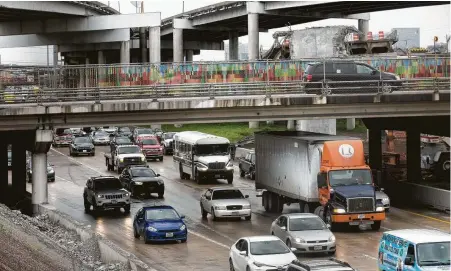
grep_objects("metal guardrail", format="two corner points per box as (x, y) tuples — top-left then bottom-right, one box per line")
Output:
(0, 78), (448, 104)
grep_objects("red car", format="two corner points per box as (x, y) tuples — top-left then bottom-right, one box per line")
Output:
(136, 135), (163, 161)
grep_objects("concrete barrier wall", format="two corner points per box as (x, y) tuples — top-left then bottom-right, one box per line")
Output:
(37, 204), (156, 271)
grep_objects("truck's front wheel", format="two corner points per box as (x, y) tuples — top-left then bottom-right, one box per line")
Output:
(325, 209), (338, 231)
(371, 221), (381, 231)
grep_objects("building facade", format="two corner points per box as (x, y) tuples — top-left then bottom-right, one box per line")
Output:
(392, 28), (420, 49)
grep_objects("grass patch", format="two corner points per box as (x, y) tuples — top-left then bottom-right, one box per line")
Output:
(161, 122), (287, 143)
(336, 119), (367, 133)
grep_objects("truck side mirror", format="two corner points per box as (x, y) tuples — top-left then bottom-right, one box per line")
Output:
(404, 256), (413, 265)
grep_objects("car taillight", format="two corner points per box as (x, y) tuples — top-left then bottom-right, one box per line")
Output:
(306, 74), (312, 82)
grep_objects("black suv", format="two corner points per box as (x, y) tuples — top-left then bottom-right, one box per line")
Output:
(70, 136), (95, 156)
(118, 165), (164, 199)
(286, 259), (356, 271)
(303, 60), (401, 95)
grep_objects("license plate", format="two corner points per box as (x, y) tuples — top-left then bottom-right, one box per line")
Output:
(166, 232), (173, 238)
(358, 214), (365, 219)
(214, 174), (220, 178)
(232, 211), (239, 215)
(83, 150), (87, 152)
(314, 245), (322, 251)
(111, 200), (117, 204)
(350, 221), (374, 225)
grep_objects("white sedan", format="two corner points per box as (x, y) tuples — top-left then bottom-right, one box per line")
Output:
(229, 235), (297, 271)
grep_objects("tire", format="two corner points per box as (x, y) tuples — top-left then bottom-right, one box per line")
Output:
(201, 205), (208, 218)
(250, 171), (255, 180)
(124, 204), (131, 214)
(130, 185), (136, 198)
(181, 238), (187, 243)
(327, 251), (336, 256)
(229, 258), (235, 271)
(371, 221), (381, 231)
(144, 234), (149, 244)
(325, 208), (338, 231)
(240, 170), (245, 177)
(91, 152), (95, 156)
(117, 167), (122, 174)
(133, 225), (140, 239)
(263, 192), (270, 212)
(92, 197), (100, 213)
(195, 170), (201, 185)
(286, 239), (292, 248)
(227, 176), (233, 184)
(245, 215), (251, 221)
(83, 195), (91, 213)
(179, 163), (184, 180)
(381, 82), (393, 93)
(211, 208), (217, 221)
(158, 192), (164, 199)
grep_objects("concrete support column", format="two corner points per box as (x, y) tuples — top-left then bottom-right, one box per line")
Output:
(296, 119), (336, 135)
(248, 13), (260, 129)
(186, 50), (194, 62)
(368, 129), (382, 171)
(140, 27), (148, 63)
(11, 144), (26, 200)
(358, 19), (370, 41)
(151, 124), (162, 129)
(0, 144), (7, 201)
(407, 129), (421, 183)
(149, 26), (161, 64)
(173, 28), (183, 63)
(346, 118), (356, 130)
(31, 153), (48, 211)
(53, 45), (58, 66)
(228, 31), (239, 60)
(287, 120), (295, 130)
(97, 50), (105, 64)
(120, 41), (130, 64)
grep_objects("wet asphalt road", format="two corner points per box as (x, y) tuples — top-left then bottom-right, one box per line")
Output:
(26, 146), (451, 271)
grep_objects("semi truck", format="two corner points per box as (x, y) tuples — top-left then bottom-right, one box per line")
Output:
(255, 131), (386, 231)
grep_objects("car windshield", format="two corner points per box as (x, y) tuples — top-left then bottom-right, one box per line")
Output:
(94, 179), (122, 190)
(119, 127), (130, 132)
(74, 137), (91, 144)
(117, 146), (140, 154)
(95, 132), (108, 137)
(329, 169), (372, 187)
(164, 133), (175, 139)
(417, 242), (450, 266)
(289, 217), (327, 231)
(212, 189), (244, 200)
(141, 139), (158, 145)
(145, 209), (179, 221)
(137, 129), (153, 135)
(196, 144), (229, 156)
(116, 138), (131, 144)
(131, 168), (156, 177)
(250, 240), (290, 255)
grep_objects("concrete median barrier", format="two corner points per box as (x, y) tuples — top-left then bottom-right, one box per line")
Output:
(37, 203), (157, 271)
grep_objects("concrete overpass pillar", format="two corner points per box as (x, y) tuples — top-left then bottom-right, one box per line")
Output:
(287, 120), (295, 130)
(97, 50), (105, 64)
(248, 13), (260, 129)
(368, 129), (382, 171)
(186, 50), (194, 62)
(31, 130), (53, 213)
(53, 45), (58, 66)
(407, 129), (421, 183)
(358, 19), (370, 41)
(173, 28), (183, 63)
(149, 26), (161, 64)
(11, 144), (26, 201)
(120, 41), (131, 64)
(346, 118), (356, 130)
(140, 27), (148, 63)
(229, 31), (239, 60)
(296, 119), (336, 135)
(0, 143), (8, 201)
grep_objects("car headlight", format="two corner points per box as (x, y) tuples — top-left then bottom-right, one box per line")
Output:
(395, 75), (400, 80)
(123, 193), (130, 197)
(214, 206), (226, 210)
(97, 194), (104, 198)
(141, 156), (145, 161)
(226, 161), (233, 168)
(48, 169), (54, 174)
(329, 235), (336, 242)
(147, 226), (157, 232)
(382, 197), (389, 203)
(242, 204), (251, 209)
(180, 224), (186, 231)
(376, 206), (385, 212)
(134, 182), (143, 185)
(159, 148), (163, 151)
(157, 180), (164, 185)
(252, 262), (268, 268)
(119, 158), (124, 162)
(295, 238), (305, 243)
(333, 208), (346, 214)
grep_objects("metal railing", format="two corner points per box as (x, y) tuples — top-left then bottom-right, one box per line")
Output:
(1, 78), (448, 105)
(0, 56), (449, 90)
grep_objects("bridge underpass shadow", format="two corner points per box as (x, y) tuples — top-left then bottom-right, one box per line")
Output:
(1, 184), (33, 216)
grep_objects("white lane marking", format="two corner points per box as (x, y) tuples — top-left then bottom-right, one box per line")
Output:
(363, 254), (377, 260)
(188, 230), (230, 249)
(56, 176), (71, 182)
(51, 148), (104, 175)
(381, 226), (393, 231)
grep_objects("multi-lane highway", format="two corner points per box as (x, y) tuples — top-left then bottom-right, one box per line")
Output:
(27, 145), (450, 271)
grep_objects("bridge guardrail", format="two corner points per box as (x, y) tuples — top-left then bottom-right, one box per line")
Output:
(0, 56), (449, 90)
(0, 78), (448, 104)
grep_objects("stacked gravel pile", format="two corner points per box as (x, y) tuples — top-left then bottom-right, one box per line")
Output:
(2, 205), (129, 271)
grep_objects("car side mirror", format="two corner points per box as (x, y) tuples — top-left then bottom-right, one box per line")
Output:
(280, 226), (287, 231)
(156, 173), (160, 177)
(404, 256), (413, 265)
(290, 247), (297, 252)
(180, 215), (185, 219)
(245, 195), (249, 198)
(239, 251), (247, 256)
(326, 224), (331, 229)
(371, 70), (377, 75)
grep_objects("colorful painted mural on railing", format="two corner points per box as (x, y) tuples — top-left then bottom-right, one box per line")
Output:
(93, 57), (450, 87)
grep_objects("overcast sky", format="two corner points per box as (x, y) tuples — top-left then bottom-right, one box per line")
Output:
(1, 1), (449, 64)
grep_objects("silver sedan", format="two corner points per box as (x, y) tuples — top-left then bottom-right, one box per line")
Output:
(270, 213), (336, 255)
(200, 187), (251, 221)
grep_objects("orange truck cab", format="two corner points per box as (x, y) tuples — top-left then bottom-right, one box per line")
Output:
(136, 135), (163, 161)
(317, 140), (385, 230)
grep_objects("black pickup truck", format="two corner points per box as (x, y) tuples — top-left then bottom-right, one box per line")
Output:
(238, 151), (256, 180)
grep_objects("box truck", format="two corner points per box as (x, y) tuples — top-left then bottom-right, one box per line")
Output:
(255, 131), (385, 230)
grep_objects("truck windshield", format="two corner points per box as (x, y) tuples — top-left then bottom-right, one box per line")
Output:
(196, 144), (229, 156)
(417, 242), (450, 266)
(118, 146), (140, 154)
(329, 169), (372, 187)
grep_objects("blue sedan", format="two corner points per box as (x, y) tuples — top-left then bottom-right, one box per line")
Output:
(133, 205), (188, 243)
